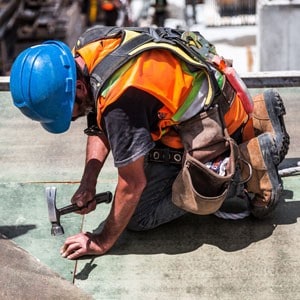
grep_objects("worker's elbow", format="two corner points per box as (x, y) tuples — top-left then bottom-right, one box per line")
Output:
(117, 175), (147, 198)
(129, 176), (147, 197)
(136, 177), (147, 195)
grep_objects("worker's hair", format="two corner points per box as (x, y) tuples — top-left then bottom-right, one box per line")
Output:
(75, 58), (89, 83)
(75, 58), (94, 109)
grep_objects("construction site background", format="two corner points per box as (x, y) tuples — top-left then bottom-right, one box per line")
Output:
(0, 0), (257, 75)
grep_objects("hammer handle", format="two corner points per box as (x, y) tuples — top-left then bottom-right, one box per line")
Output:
(59, 191), (113, 216)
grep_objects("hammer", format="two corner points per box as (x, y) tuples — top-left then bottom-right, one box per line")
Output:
(46, 186), (112, 236)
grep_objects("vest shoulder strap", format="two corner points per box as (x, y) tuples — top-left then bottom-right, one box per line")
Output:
(76, 26), (221, 101)
(75, 26), (123, 50)
(89, 31), (155, 100)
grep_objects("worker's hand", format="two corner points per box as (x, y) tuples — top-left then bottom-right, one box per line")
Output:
(71, 185), (97, 215)
(60, 232), (109, 260)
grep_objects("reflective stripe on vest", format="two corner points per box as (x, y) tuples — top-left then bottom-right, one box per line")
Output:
(75, 27), (249, 148)
(75, 38), (216, 138)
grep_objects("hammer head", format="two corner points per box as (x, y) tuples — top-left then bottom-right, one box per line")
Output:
(46, 186), (64, 236)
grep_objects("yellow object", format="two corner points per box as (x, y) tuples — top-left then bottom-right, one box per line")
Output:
(89, 0), (98, 24)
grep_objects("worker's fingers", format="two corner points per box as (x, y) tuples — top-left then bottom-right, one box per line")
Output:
(71, 187), (96, 209)
(71, 194), (89, 209)
(60, 233), (85, 249)
(86, 199), (97, 212)
(60, 233), (83, 253)
(60, 232), (92, 258)
(74, 202), (96, 215)
(63, 249), (83, 260)
(60, 232), (107, 260)
(71, 192), (97, 215)
(60, 242), (81, 258)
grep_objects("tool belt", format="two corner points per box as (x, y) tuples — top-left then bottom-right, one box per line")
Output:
(148, 147), (183, 165)
(172, 105), (241, 215)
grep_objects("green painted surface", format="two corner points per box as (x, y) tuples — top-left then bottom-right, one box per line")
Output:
(0, 91), (117, 289)
(0, 182), (80, 281)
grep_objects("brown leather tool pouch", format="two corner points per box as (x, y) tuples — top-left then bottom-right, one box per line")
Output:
(172, 106), (239, 214)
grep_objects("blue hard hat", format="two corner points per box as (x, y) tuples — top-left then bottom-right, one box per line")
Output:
(10, 40), (76, 133)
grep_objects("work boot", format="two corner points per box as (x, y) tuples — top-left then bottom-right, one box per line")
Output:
(252, 89), (290, 164)
(239, 132), (283, 218)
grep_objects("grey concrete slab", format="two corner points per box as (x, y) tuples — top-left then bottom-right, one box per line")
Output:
(0, 235), (92, 300)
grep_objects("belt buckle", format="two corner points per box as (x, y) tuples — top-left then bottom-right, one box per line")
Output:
(148, 148), (183, 165)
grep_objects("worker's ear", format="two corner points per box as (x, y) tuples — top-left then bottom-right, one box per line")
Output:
(76, 79), (88, 97)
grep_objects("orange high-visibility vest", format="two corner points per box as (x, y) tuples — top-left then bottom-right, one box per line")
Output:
(75, 35), (250, 148)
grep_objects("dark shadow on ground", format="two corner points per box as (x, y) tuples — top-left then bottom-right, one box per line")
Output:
(75, 188), (300, 280)
(75, 258), (98, 280)
(91, 188), (300, 256)
(0, 225), (36, 239)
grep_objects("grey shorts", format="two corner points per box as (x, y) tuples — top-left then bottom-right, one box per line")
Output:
(126, 159), (187, 231)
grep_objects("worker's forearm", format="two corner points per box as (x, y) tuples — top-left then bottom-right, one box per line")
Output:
(96, 183), (143, 252)
(62, 157), (147, 258)
(81, 135), (110, 185)
(85, 134), (110, 163)
(95, 157), (147, 252)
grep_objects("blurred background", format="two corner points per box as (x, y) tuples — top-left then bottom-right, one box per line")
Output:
(0, 0), (299, 75)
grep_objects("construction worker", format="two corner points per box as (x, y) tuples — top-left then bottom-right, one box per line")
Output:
(10, 26), (289, 259)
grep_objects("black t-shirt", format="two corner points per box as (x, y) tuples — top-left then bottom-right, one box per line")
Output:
(102, 87), (163, 167)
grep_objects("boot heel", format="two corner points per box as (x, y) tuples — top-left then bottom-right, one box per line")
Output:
(253, 89), (290, 164)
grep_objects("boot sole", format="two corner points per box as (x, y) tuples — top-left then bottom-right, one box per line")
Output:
(255, 89), (290, 164)
(251, 133), (283, 218)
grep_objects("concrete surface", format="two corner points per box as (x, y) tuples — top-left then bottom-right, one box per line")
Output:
(0, 235), (92, 300)
(1, 84), (300, 300)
